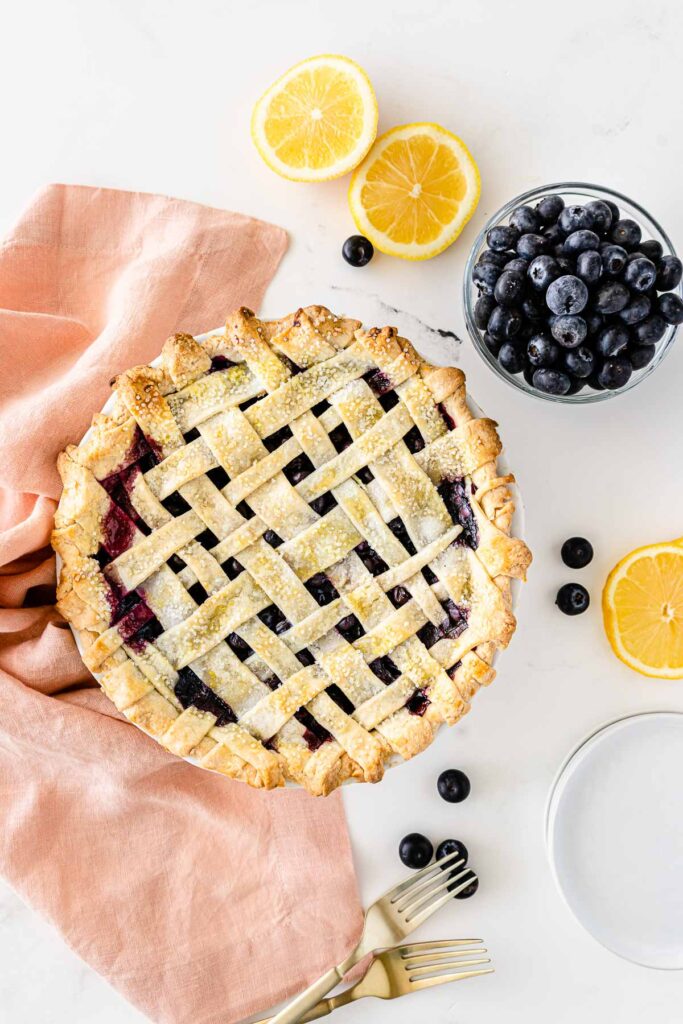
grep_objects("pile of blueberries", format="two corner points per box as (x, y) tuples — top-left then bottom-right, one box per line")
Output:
(471, 195), (683, 396)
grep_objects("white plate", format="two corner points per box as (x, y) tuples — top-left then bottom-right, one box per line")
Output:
(59, 324), (525, 786)
(546, 711), (683, 969)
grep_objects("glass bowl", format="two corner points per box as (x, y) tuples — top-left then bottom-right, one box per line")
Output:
(463, 182), (681, 404)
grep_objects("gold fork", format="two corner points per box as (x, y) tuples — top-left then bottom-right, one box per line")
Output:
(253, 940), (492, 1023)
(269, 850), (474, 1024)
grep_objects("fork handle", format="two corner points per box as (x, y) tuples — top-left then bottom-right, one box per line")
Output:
(268, 960), (354, 1024)
(250, 995), (335, 1024)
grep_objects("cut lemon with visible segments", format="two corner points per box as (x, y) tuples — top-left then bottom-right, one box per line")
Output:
(251, 55), (378, 182)
(603, 539), (683, 679)
(348, 123), (480, 260)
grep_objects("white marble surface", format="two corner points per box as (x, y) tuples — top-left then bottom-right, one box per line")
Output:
(2, 0), (683, 1020)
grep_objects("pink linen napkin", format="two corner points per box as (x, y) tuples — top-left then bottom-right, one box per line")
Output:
(0, 184), (363, 1024)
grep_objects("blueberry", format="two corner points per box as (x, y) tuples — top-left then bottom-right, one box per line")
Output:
(487, 224), (519, 251)
(576, 250), (602, 285)
(510, 205), (539, 234)
(516, 233), (548, 260)
(454, 873), (479, 900)
(436, 838), (469, 866)
(598, 356), (633, 389)
(640, 239), (664, 262)
(564, 345), (595, 378)
(623, 256), (657, 293)
(585, 200), (613, 235)
(474, 294), (496, 330)
(551, 314), (587, 348)
(488, 305), (522, 341)
(521, 294), (546, 320)
(600, 244), (628, 276)
(586, 368), (605, 391)
(546, 275), (589, 315)
(561, 537), (594, 568)
(629, 344), (656, 369)
(656, 255), (683, 291)
(494, 271), (525, 306)
(542, 223), (565, 249)
(604, 199), (620, 224)
(527, 334), (560, 367)
(585, 311), (604, 336)
(536, 195), (565, 223)
(563, 229), (600, 255)
(618, 294), (651, 325)
(342, 235), (374, 267)
(473, 261), (501, 294)
(556, 582), (590, 615)
(658, 292), (683, 325)
(559, 205), (594, 234)
(593, 280), (629, 314)
(478, 249), (509, 267)
(610, 218), (642, 250)
(565, 376), (585, 395)
(596, 324), (630, 357)
(498, 341), (525, 373)
(523, 363), (536, 387)
(532, 368), (571, 395)
(527, 254), (560, 291)
(399, 832), (434, 869)
(632, 314), (667, 344)
(504, 257), (529, 276)
(483, 332), (501, 357)
(437, 768), (471, 803)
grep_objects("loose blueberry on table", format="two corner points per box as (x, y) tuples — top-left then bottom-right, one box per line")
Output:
(436, 838), (469, 865)
(556, 582), (590, 615)
(399, 832), (434, 869)
(437, 768), (471, 803)
(561, 537), (594, 569)
(471, 194), (680, 396)
(342, 234), (374, 267)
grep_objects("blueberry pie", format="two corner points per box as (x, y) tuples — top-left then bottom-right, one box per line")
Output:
(53, 307), (531, 795)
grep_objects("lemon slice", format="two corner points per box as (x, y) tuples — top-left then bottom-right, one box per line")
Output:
(602, 539), (683, 679)
(251, 54), (378, 182)
(348, 123), (480, 260)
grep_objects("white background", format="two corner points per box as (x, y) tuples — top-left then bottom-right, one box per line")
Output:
(2, 0), (683, 1021)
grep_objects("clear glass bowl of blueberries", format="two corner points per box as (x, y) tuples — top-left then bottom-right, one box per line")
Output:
(463, 183), (682, 402)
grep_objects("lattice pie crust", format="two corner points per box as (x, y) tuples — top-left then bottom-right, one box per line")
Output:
(53, 306), (531, 795)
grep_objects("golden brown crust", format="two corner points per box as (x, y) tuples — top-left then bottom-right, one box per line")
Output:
(52, 306), (531, 796)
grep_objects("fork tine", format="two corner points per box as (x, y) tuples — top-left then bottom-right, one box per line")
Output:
(383, 850), (464, 902)
(404, 947), (487, 967)
(408, 956), (491, 977)
(398, 867), (473, 915)
(394, 859), (466, 909)
(398, 939), (482, 956)
(409, 967), (494, 990)
(403, 873), (478, 927)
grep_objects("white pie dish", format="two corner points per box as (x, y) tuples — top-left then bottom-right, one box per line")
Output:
(56, 320), (526, 789)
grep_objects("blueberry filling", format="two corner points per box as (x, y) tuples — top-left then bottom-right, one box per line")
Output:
(387, 517), (417, 556)
(363, 369), (393, 396)
(207, 465), (230, 489)
(221, 557), (244, 580)
(378, 390), (399, 412)
(174, 666), (237, 725)
(312, 399), (331, 417)
(403, 425), (425, 453)
(195, 527), (220, 551)
(422, 565), (438, 585)
(388, 585), (411, 608)
(356, 466), (373, 484)
(336, 613), (365, 642)
(326, 683), (355, 715)
(417, 600), (469, 648)
(355, 540), (389, 576)
(161, 491), (192, 517)
(188, 580), (210, 604)
(227, 632), (252, 660)
(182, 428), (201, 443)
(310, 491), (337, 516)
(238, 395), (260, 412)
(263, 425), (293, 452)
(438, 477), (480, 549)
(102, 502), (137, 559)
(235, 500), (255, 520)
(100, 464), (144, 528)
(264, 529), (284, 548)
(329, 423), (353, 453)
(369, 656), (401, 685)
(406, 688), (430, 715)
(280, 354), (302, 376)
(127, 615), (164, 653)
(283, 453), (314, 485)
(438, 403), (456, 430)
(295, 648), (316, 667)
(94, 546), (113, 569)
(168, 554), (186, 573)
(258, 604), (292, 634)
(305, 573), (339, 606)
(209, 355), (235, 373)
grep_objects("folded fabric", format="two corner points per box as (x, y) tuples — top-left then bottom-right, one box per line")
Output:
(0, 184), (363, 1024)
